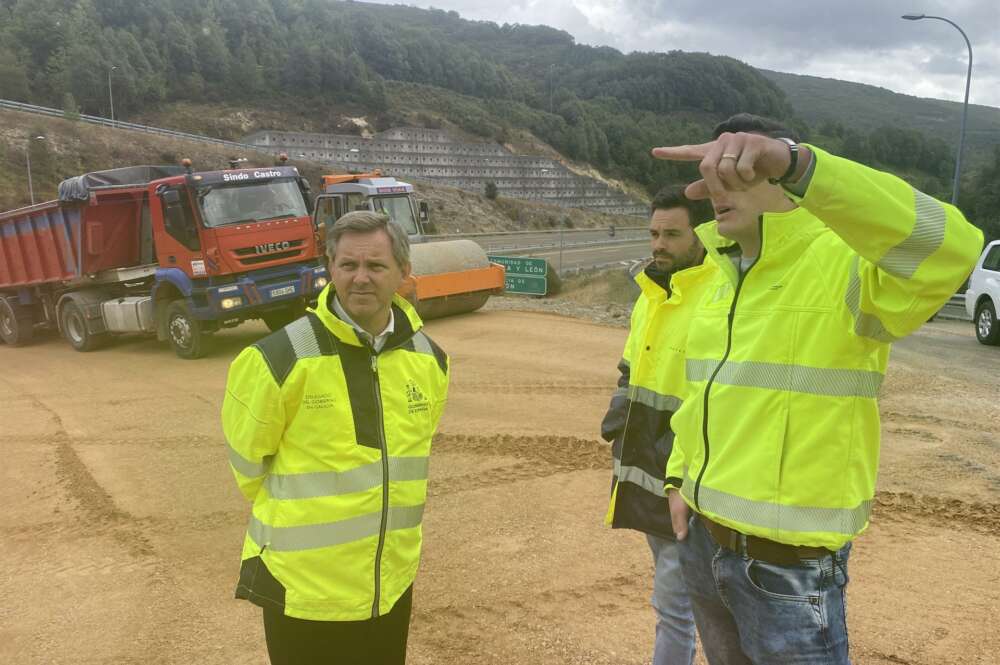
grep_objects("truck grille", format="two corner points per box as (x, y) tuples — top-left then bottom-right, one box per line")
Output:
(233, 239), (305, 266)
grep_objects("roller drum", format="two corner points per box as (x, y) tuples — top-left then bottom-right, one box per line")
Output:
(408, 240), (496, 319)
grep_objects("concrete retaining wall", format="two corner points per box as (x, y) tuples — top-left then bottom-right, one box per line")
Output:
(243, 127), (648, 216)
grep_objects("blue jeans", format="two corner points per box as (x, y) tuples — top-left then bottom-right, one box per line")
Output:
(647, 533), (697, 665)
(678, 517), (851, 665)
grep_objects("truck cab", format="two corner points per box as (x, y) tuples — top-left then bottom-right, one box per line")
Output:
(313, 173), (433, 246)
(146, 164), (328, 355)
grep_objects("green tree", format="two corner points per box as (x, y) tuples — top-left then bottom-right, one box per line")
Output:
(62, 92), (80, 120)
(0, 47), (31, 101)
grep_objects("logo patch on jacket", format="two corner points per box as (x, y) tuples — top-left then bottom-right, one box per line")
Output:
(303, 392), (335, 410)
(407, 381), (429, 414)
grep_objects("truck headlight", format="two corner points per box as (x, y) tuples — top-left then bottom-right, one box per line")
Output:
(314, 277), (329, 289)
(220, 297), (244, 310)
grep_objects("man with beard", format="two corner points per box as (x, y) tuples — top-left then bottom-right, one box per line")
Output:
(601, 188), (714, 665)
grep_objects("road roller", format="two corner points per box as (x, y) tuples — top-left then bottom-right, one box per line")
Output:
(314, 172), (505, 319)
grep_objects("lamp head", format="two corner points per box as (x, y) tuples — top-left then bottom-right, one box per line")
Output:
(902, 14), (925, 20)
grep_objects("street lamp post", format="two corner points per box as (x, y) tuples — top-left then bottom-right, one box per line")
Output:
(25, 135), (46, 206)
(902, 13), (973, 206)
(108, 65), (118, 127)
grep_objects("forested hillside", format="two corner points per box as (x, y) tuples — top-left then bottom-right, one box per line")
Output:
(0, 0), (996, 239)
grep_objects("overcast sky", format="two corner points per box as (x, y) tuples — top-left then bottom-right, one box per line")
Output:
(365, 0), (1000, 109)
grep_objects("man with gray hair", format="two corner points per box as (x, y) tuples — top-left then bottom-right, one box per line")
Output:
(223, 211), (450, 664)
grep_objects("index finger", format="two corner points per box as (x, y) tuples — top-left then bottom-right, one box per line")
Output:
(651, 143), (714, 162)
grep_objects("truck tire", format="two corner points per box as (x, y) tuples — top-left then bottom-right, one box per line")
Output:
(975, 299), (1000, 346)
(0, 297), (34, 346)
(61, 301), (108, 352)
(165, 300), (210, 359)
(262, 303), (306, 332)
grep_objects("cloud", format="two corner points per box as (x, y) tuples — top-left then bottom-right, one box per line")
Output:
(362, 0), (1000, 108)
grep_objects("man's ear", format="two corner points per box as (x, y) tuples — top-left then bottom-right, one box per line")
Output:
(401, 261), (412, 279)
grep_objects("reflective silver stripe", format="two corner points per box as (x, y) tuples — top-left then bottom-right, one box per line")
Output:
(613, 458), (666, 497)
(686, 358), (882, 398)
(249, 504), (425, 552)
(228, 445), (268, 478)
(612, 386), (628, 399)
(266, 456), (429, 500)
(285, 316), (322, 359)
(682, 470), (869, 536)
(411, 331), (435, 357)
(844, 257), (899, 343)
(878, 189), (946, 279)
(628, 385), (682, 412)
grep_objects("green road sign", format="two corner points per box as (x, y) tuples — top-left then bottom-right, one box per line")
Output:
(488, 255), (548, 295)
(504, 274), (547, 295)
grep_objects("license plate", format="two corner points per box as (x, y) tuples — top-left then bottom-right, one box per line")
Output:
(269, 286), (295, 298)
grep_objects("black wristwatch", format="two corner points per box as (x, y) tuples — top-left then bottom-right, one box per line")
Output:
(768, 138), (799, 185)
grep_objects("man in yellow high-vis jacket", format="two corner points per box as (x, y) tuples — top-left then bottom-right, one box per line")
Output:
(222, 211), (449, 664)
(653, 114), (983, 665)
(601, 188), (713, 665)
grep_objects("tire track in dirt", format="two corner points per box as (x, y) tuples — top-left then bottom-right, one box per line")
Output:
(430, 433), (609, 497)
(935, 452), (1000, 490)
(873, 491), (1000, 534)
(4, 382), (217, 663)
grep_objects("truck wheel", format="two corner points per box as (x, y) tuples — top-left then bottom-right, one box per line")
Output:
(975, 300), (1000, 346)
(166, 300), (210, 359)
(0, 297), (34, 346)
(262, 303), (306, 332)
(61, 301), (107, 352)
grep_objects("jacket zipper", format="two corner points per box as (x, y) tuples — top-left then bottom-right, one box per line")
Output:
(693, 218), (764, 511)
(370, 350), (390, 619)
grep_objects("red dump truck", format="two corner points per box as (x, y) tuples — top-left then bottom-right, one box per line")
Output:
(0, 162), (328, 358)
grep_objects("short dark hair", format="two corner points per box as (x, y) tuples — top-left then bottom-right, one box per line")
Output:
(712, 113), (800, 142)
(650, 187), (711, 227)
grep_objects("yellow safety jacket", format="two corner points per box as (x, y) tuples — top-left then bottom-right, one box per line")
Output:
(602, 260), (715, 538)
(666, 146), (983, 550)
(222, 285), (449, 621)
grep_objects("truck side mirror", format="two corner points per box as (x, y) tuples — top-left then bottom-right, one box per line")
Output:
(161, 189), (180, 206)
(298, 177), (313, 214)
(418, 201), (436, 234)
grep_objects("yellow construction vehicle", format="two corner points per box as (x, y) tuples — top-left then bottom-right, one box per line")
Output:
(314, 172), (505, 319)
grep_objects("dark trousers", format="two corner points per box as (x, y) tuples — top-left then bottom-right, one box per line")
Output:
(263, 586), (413, 665)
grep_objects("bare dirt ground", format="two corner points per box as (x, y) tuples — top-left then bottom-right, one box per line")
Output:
(2, 312), (998, 664)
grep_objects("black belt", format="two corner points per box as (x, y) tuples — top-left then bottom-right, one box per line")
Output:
(699, 514), (833, 566)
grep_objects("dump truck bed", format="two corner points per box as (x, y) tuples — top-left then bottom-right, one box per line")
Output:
(0, 187), (149, 290)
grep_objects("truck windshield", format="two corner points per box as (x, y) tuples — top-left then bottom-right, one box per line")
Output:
(198, 180), (307, 228)
(371, 195), (420, 235)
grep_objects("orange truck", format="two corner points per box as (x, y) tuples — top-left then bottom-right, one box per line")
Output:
(0, 162), (327, 358)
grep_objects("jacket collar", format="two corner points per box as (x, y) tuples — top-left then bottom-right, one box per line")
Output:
(635, 256), (714, 304)
(309, 284), (423, 350)
(696, 207), (824, 285)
